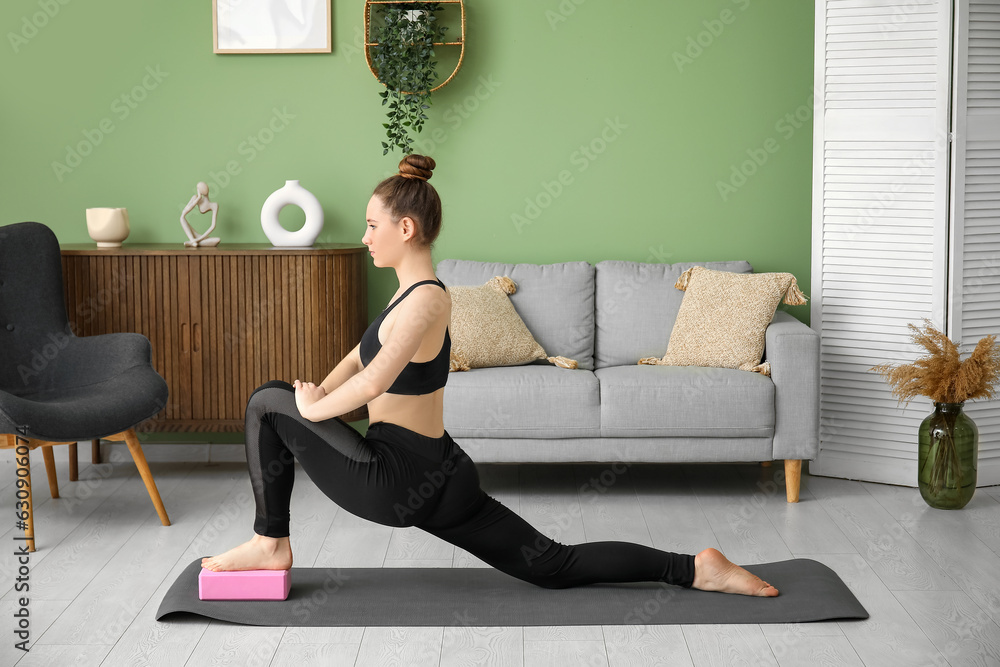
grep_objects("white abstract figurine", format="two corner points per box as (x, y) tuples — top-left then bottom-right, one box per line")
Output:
(180, 182), (221, 247)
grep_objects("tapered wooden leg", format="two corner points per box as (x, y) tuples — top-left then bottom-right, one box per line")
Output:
(91, 439), (101, 464)
(15, 437), (35, 552)
(123, 429), (170, 526)
(41, 445), (59, 499)
(68, 442), (78, 482)
(785, 459), (802, 503)
(760, 461), (772, 468)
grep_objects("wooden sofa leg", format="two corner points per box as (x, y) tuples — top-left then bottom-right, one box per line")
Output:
(92, 438), (101, 464)
(785, 459), (802, 503)
(15, 437), (35, 552)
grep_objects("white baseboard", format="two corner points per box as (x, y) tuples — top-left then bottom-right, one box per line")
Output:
(813, 449), (1000, 488)
(98, 442), (247, 464)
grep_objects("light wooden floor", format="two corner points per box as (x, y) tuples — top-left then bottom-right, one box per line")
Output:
(1, 449), (999, 667)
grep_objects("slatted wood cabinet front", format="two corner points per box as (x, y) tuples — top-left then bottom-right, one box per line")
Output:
(59, 244), (369, 430)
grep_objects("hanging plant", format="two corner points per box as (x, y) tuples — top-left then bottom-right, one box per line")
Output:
(370, 3), (448, 155)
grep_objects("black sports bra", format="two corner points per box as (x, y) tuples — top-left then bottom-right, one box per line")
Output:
(359, 279), (450, 395)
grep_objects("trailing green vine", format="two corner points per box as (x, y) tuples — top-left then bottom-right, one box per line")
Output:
(371, 3), (448, 155)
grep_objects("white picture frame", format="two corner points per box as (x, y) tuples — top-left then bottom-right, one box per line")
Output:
(214, 0), (332, 54)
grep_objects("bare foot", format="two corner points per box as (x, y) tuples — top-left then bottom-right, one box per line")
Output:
(692, 548), (779, 597)
(201, 534), (293, 572)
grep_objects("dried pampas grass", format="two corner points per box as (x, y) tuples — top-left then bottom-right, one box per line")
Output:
(871, 319), (1000, 405)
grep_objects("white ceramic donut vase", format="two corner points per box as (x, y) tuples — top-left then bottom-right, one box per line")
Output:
(260, 180), (324, 247)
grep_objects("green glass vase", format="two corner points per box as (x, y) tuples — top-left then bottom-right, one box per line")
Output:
(917, 402), (978, 509)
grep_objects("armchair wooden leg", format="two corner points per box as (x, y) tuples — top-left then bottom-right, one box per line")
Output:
(785, 459), (802, 503)
(91, 439), (101, 464)
(68, 442), (78, 482)
(14, 437), (35, 553)
(41, 445), (59, 499)
(122, 430), (171, 526)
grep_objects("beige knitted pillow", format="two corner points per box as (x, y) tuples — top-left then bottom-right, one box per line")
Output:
(638, 266), (807, 376)
(448, 276), (578, 371)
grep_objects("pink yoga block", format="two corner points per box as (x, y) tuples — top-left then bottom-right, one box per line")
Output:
(198, 568), (291, 601)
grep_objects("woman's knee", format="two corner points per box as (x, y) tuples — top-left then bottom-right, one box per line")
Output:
(520, 538), (577, 588)
(246, 380), (294, 411)
(251, 380), (294, 399)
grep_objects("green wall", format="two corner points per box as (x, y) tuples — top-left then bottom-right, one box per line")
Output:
(1, 0), (814, 441)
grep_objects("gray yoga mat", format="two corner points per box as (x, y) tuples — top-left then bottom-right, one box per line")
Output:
(156, 558), (868, 626)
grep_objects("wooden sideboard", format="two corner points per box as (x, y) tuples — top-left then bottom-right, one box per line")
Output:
(59, 243), (368, 430)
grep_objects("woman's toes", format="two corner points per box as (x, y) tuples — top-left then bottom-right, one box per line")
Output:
(757, 580), (779, 596)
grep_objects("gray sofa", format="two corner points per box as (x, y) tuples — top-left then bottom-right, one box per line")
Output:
(436, 259), (820, 502)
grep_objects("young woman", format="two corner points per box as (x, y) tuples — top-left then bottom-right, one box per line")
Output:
(202, 155), (779, 598)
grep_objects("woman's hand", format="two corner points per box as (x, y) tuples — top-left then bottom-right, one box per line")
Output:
(293, 379), (326, 419)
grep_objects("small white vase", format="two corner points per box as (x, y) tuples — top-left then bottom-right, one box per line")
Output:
(86, 207), (130, 248)
(260, 180), (324, 247)
(405, 9), (430, 35)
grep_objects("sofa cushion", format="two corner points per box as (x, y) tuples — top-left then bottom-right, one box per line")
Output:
(448, 276), (577, 371)
(443, 366), (601, 438)
(437, 259), (595, 370)
(640, 266), (807, 376)
(595, 365), (774, 438)
(593, 260), (753, 369)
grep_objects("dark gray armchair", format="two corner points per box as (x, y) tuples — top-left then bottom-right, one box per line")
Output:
(0, 221), (170, 551)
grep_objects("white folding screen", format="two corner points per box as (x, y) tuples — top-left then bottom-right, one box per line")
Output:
(812, 0), (955, 485)
(949, 0), (1000, 485)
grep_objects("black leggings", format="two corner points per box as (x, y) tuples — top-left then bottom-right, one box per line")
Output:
(244, 380), (695, 589)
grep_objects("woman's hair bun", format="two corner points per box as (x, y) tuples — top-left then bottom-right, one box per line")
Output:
(398, 154), (435, 182)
